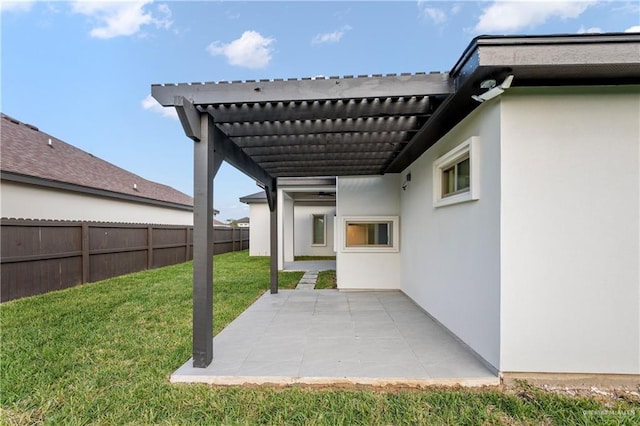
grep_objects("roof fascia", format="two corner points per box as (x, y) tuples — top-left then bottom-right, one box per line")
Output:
(240, 196), (267, 204)
(388, 33), (640, 173)
(1, 172), (193, 211)
(451, 33), (640, 78)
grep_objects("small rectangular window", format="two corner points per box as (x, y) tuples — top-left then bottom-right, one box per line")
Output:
(312, 214), (326, 246)
(346, 222), (391, 247)
(442, 154), (470, 197)
(433, 137), (479, 207)
(342, 216), (399, 253)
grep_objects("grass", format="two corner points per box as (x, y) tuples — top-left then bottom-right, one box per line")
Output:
(315, 270), (337, 289)
(2, 250), (638, 425)
(294, 256), (336, 261)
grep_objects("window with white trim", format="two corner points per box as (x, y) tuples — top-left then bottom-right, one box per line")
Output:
(433, 137), (479, 207)
(312, 214), (326, 246)
(342, 216), (399, 252)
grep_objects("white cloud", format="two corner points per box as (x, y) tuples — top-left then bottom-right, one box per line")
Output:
(311, 25), (352, 45)
(141, 94), (178, 119)
(0, 1), (34, 13)
(625, 25), (640, 33)
(71, 0), (172, 39)
(418, 1), (447, 24)
(424, 7), (447, 24)
(577, 25), (602, 34)
(207, 30), (275, 69)
(475, 1), (597, 33)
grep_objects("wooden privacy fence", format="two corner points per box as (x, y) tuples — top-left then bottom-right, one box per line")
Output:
(1, 219), (249, 302)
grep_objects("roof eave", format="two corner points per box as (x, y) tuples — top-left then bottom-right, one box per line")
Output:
(1, 172), (194, 211)
(386, 33), (640, 173)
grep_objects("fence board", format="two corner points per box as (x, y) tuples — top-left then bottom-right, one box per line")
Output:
(1, 219), (249, 302)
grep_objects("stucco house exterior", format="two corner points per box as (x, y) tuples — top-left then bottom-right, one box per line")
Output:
(240, 177), (336, 260)
(1, 114), (194, 225)
(152, 33), (639, 383)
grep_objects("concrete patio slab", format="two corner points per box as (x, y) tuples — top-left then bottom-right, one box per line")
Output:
(284, 260), (336, 271)
(171, 290), (499, 387)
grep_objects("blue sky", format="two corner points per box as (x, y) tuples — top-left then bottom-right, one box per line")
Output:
(2, 1), (639, 221)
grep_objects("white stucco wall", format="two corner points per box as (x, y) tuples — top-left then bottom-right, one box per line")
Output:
(0, 181), (193, 225)
(277, 192), (295, 268)
(294, 205), (336, 257)
(336, 175), (402, 289)
(248, 202), (271, 256)
(400, 102), (502, 369)
(500, 87), (640, 374)
(248, 202), (336, 258)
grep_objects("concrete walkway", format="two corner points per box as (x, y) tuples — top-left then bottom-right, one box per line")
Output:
(171, 290), (499, 387)
(295, 270), (319, 290)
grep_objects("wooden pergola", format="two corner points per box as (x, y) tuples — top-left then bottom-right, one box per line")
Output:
(151, 33), (639, 368)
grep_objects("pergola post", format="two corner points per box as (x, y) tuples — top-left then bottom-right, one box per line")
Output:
(191, 113), (216, 368)
(266, 183), (278, 294)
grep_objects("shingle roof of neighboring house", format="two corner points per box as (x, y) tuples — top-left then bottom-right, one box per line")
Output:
(239, 191), (267, 204)
(236, 217), (249, 223)
(1, 114), (193, 209)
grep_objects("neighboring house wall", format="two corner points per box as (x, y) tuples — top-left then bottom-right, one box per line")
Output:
(400, 102), (502, 370)
(336, 175), (402, 290)
(499, 87), (640, 374)
(1, 181), (193, 226)
(294, 205), (336, 257)
(248, 203), (270, 256)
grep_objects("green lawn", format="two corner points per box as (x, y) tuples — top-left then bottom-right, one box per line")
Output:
(294, 256), (336, 261)
(1, 251), (638, 425)
(315, 270), (337, 289)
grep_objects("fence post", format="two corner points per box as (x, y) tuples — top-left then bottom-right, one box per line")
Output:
(185, 226), (190, 261)
(81, 222), (89, 283)
(147, 225), (153, 269)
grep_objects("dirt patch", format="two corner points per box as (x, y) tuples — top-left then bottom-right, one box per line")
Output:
(209, 381), (640, 403)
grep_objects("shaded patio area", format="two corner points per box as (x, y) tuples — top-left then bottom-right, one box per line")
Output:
(172, 290), (499, 386)
(283, 260), (336, 272)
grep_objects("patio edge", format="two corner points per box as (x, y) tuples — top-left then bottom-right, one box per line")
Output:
(170, 372), (500, 388)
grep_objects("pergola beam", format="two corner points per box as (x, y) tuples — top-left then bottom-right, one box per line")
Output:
(268, 168), (383, 176)
(243, 145), (401, 157)
(203, 97), (431, 122)
(262, 159), (388, 168)
(152, 73), (452, 106)
(253, 152), (393, 162)
(233, 132), (411, 148)
(174, 96), (202, 141)
(210, 120), (274, 187)
(218, 116), (420, 138)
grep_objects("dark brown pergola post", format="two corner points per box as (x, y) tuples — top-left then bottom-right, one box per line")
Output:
(191, 112), (216, 368)
(266, 183), (278, 294)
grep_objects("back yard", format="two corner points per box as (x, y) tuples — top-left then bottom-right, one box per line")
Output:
(1, 251), (638, 425)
